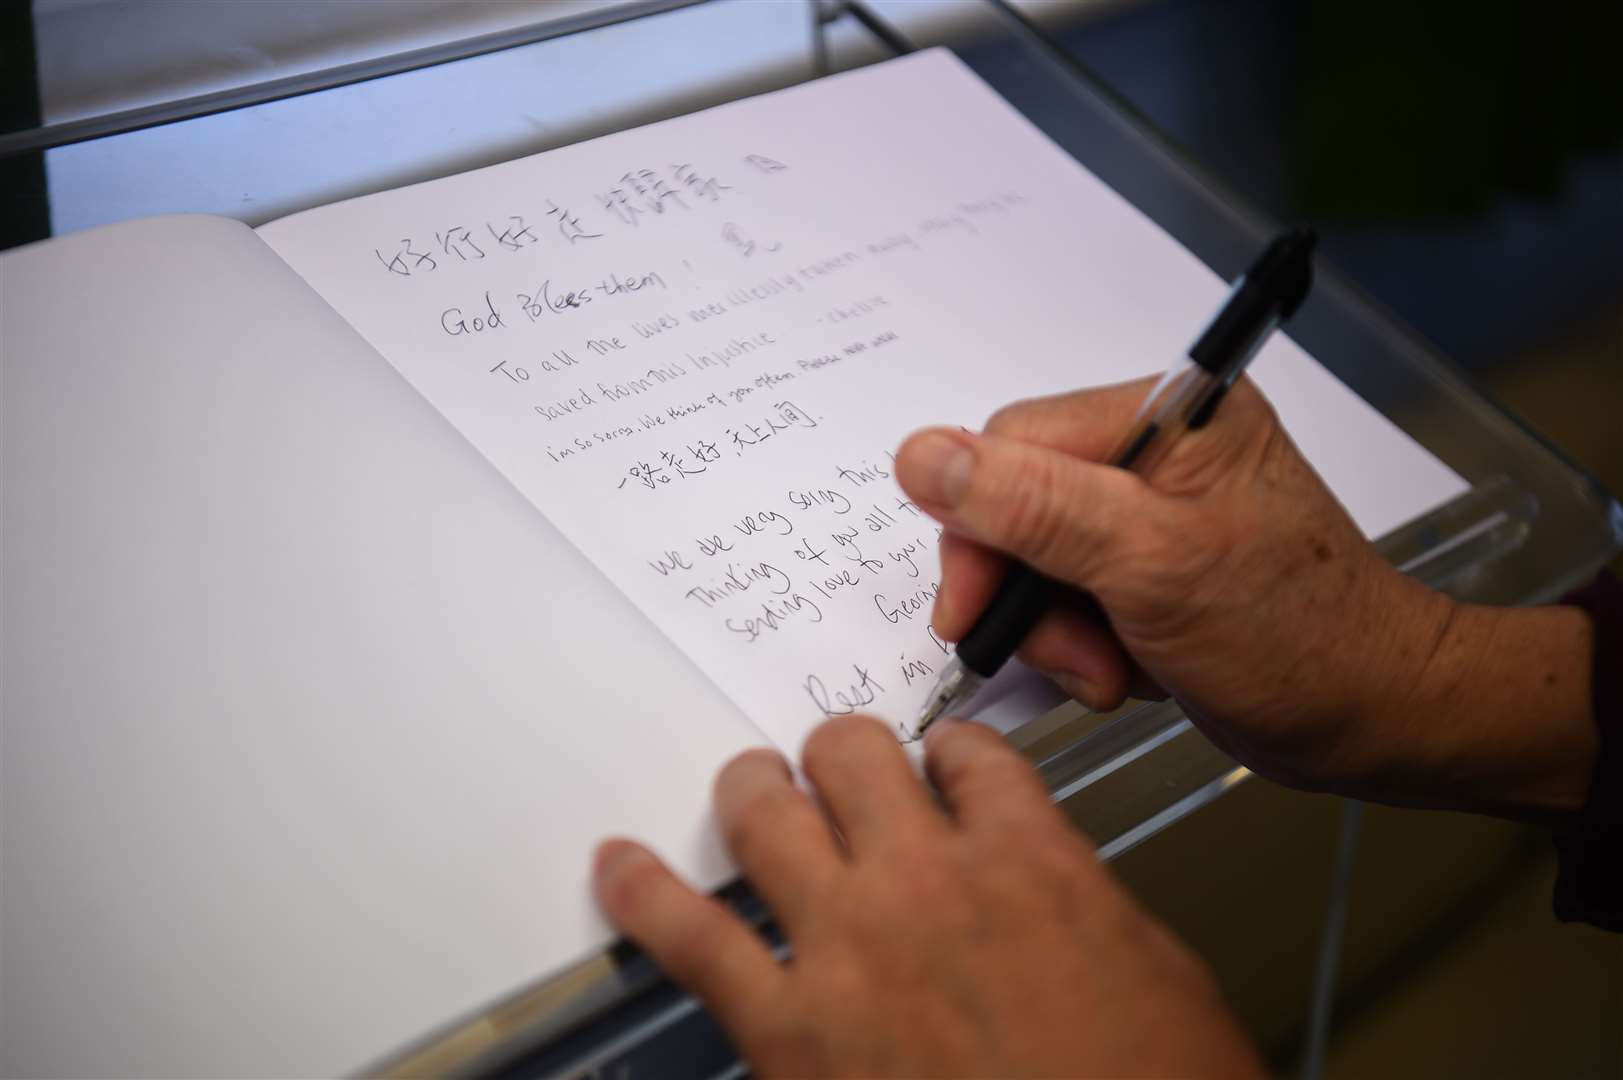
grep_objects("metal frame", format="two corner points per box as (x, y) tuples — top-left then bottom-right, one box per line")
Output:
(0, 0), (706, 159)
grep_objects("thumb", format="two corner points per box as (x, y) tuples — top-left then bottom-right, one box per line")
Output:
(896, 427), (1160, 587)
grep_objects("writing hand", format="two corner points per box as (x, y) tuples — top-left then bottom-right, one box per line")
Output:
(593, 715), (1263, 1077)
(895, 378), (1596, 819)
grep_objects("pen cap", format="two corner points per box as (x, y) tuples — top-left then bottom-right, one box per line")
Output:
(1247, 227), (1317, 318)
(1189, 228), (1317, 374)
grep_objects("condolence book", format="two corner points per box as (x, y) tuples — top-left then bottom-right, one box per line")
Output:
(0, 50), (1464, 1075)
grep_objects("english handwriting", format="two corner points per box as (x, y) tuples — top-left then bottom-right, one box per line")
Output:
(836, 457), (893, 487)
(647, 549), (694, 576)
(733, 510), (795, 538)
(899, 652), (935, 686)
(726, 591), (825, 643)
(695, 533), (735, 558)
(787, 487), (852, 515)
(440, 291), (505, 336)
(875, 581), (941, 625)
(804, 664), (886, 718)
(360, 183), (1044, 751)
(683, 561), (792, 608)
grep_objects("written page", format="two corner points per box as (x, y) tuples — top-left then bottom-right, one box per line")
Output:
(259, 50), (1467, 752)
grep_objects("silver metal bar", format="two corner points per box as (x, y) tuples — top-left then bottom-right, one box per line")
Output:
(1095, 766), (1251, 861)
(0, 0), (708, 159)
(1047, 718), (1192, 805)
(1299, 799), (1364, 1080)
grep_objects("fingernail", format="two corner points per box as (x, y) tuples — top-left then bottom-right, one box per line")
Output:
(904, 432), (974, 507)
(594, 839), (652, 883)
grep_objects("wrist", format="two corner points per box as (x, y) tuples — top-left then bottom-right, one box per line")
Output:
(1309, 569), (1456, 794)
(1336, 587), (1597, 821)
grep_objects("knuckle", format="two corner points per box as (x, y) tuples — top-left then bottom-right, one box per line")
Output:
(882, 844), (957, 902)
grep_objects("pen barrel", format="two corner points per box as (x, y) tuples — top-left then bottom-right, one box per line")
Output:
(954, 365), (1211, 681)
(950, 231), (1314, 685)
(955, 564), (1053, 676)
(1106, 362), (1225, 475)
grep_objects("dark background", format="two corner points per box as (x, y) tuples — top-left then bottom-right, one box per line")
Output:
(1049, 2), (1622, 1074)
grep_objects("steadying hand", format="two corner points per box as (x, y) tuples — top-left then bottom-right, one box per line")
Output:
(594, 715), (1263, 1078)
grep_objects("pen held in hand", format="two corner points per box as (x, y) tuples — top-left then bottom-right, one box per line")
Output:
(914, 228), (1318, 737)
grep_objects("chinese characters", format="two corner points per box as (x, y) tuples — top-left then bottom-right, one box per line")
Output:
(618, 401), (818, 490)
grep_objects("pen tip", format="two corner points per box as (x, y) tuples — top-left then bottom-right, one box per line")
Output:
(915, 700), (944, 739)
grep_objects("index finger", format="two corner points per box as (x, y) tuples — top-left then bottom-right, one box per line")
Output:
(982, 377), (1155, 461)
(983, 376), (1280, 498)
(713, 749), (843, 931)
(801, 714), (946, 856)
(923, 719), (1060, 836)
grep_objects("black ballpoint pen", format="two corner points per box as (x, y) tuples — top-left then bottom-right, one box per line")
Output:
(914, 228), (1318, 737)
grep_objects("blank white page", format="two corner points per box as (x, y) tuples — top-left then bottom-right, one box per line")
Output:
(0, 214), (766, 1077)
(260, 49), (1468, 755)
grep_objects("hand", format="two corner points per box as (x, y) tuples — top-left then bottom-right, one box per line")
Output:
(594, 716), (1264, 1078)
(893, 378), (1597, 818)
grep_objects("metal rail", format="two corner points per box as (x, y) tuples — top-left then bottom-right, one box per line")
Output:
(0, 0), (707, 159)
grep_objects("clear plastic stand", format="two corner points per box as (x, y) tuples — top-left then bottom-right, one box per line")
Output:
(8, 1), (1616, 1075)
(351, 3), (1618, 1075)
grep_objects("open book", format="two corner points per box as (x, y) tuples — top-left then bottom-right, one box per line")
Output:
(0, 50), (1466, 1075)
